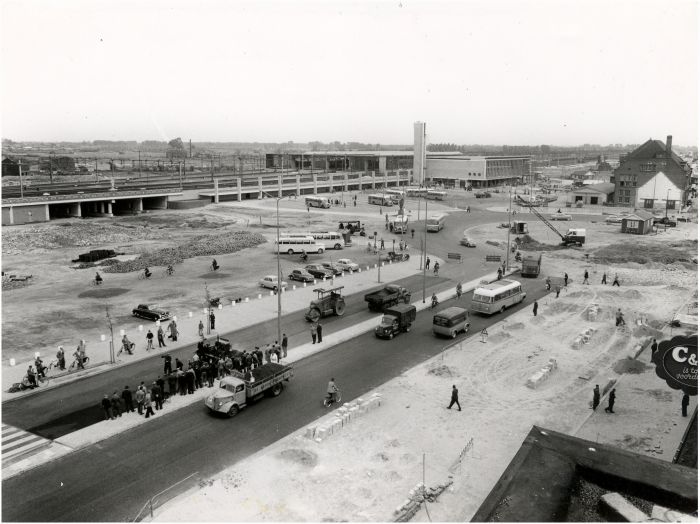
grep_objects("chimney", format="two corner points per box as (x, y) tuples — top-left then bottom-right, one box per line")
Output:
(666, 135), (672, 154)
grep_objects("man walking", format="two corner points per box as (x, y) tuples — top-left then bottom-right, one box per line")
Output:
(157, 326), (167, 348)
(56, 346), (66, 370)
(135, 386), (145, 415)
(152, 382), (163, 411)
(144, 390), (155, 418)
(615, 308), (625, 327)
(583, 270), (589, 285)
(650, 339), (658, 361)
(162, 354), (172, 375)
(604, 389), (616, 413)
(198, 320), (204, 337)
(102, 394), (113, 420)
(425, 257), (431, 270)
(311, 323), (317, 344)
(111, 391), (122, 418)
(682, 393), (690, 417)
(555, 285), (561, 298)
(612, 273), (620, 287)
(317, 322), (323, 343)
(564, 272), (569, 287)
(210, 311), (216, 330)
(601, 272), (607, 285)
(282, 333), (288, 358)
(380, 238), (385, 250)
(592, 385), (600, 410)
(122, 385), (134, 413)
(533, 300), (538, 317)
(447, 385), (461, 411)
(411, 228), (415, 239)
(146, 329), (154, 351)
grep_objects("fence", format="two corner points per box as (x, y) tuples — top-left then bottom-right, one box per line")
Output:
(133, 472), (199, 522)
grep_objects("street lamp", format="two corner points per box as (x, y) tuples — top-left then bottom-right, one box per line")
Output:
(422, 198), (428, 303)
(262, 191), (283, 346)
(666, 188), (671, 219)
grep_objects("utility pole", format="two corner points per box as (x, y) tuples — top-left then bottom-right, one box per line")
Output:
(138, 150), (142, 178)
(506, 184), (513, 271)
(422, 198), (428, 303)
(19, 159), (23, 198)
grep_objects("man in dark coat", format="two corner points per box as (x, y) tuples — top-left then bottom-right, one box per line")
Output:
(102, 394), (113, 420)
(682, 393), (690, 417)
(162, 354), (172, 375)
(210, 312), (216, 330)
(167, 373), (177, 397)
(564, 272), (569, 286)
(317, 323), (323, 343)
(177, 370), (187, 396)
(152, 382), (163, 410)
(121, 386), (134, 413)
(156, 376), (166, 399)
(650, 339), (658, 361)
(175, 357), (184, 371)
(187, 366), (196, 394)
(604, 389), (616, 413)
(447, 385), (461, 411)
(110, 391), (122, 418)
(533, 301), (538, 317)
(592, 385), (600, 410)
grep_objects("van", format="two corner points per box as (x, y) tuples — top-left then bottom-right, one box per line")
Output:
(432, 307), (470, 338)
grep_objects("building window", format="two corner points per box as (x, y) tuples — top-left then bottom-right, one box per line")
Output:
(667, 200), (676, 209)
(620, 181), (625, 187)
(640, 162), (655, 172)
(624, 197), (630, 203)
(618, 196), (624, 203)
(643, 199), (654, 208)
(626, 220), (639, 228)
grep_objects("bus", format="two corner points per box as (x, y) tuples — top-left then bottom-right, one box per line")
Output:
(305, 196), (331, 209)
(426, 213), (448, 232)
(471, 279), (526, 315)
(426, 190), (447, 201)
(389, 215), (409, 234)
(385, 189), (405, 203)
(283, 231), (344, 250)
(274, 236), (326, 255)
(368, 194), (393, 206)
(405, 187), (428, 198)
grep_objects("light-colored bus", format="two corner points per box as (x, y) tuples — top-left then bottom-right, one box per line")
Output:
(426, 213), (448, 232)
(305, 196), (331, 209)
(471, 279), (526, 315)
(405, 187), (428, 198)
(426, 190), (447, 201)
(433, 307), (470, 338)
(284, 231), (344, 250)
(274, 236), (326, 255)
(368, 194), (394, 206)
(385, 189), (405, 203)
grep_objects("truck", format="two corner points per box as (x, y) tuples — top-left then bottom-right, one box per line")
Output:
(305, 286), (346, 321)
(204, 363), (293, 417)
(563, 228), (586, 246)
(374, 304), (417, 339)
(520, 254), (542, 277)
(364, 284), (412, 312)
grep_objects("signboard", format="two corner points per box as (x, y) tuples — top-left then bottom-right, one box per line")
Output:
(652, 335), (697, 396)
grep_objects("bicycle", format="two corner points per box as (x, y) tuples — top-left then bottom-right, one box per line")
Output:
(162, 267), (175, 277)
(69, 356), (90, 371)
(138, 272), (152, 280)
(323, 389), (342, 408)
(90, 278), (103, 286)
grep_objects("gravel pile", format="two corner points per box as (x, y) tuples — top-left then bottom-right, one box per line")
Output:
(102, 231), (266, 273)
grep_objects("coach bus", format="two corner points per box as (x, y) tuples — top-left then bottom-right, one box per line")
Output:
(426, 213), (448, 232)
(425, 189), (446, 201)
(284, 231), (344, 250)
(405, 187), (428, 198)
(367, 194), (394, 206)
(274, 236), (326, 255)
(385, 189), (405, 203)
(305, 196), (331, 209)
(471, 279), (526, 315)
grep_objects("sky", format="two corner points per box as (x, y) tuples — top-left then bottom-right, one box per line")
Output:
(1, 0), (698, 146)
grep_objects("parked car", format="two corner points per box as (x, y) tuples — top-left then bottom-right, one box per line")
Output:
(676, 215), (692, 223)
(654, 216), (677, 227)
(474, 192), (492, 199)
(336, 258), (360, 272)
(132, 304), (171, 321)
(320, 262), (343, 276)
(305, 264), (334, 279)
(549, 213), (572, 221)
(258, 275), (288, 291)
(604, 214), (628, 224)
(460, 236), (476, 247)
(288, 268), (315, 282)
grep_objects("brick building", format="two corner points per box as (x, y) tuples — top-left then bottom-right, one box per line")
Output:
(613, 135), (692, 209)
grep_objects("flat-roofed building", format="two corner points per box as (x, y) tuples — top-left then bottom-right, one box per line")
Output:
(426, 154), (531, 189)
(265, 151), (413, 176)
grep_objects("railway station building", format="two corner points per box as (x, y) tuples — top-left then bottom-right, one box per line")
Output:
(265, 151), (414, 177)
(426, 154), (531, 189)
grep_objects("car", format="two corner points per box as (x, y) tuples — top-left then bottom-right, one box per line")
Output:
(460, 237), (476, 247)
(549, 213), (572, 221)
(258, 275), (288, 291)
(604, 214), (630, 224)
(132, 304), (171, 321)
(288, 268), (315, 282)
(474, 192), (492, 199)
(676, 215), (692, 223)
(320, 262), (343, 276)
(336, 258), (360, 272)
(305, 264), (335, 279)
(654, 216), (677, 227)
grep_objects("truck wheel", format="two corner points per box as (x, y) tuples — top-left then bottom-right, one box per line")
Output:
(287, 249), (294, 255)
(335, 243), (342, 250)
(463, 323), (470, 334)
(389, 332), (394, 340)
(500, 306), (506, 314)
(317, 248), (324, 254)
(228, 405), (239, 418)
(334, 301), (346, 316)
(270, 383), (283, 397)
(451, 330), (457, 339)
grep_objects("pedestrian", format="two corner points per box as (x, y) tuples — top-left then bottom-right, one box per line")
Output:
(282, 333), (288, 358)
(447, 385), (461, 411)
(497, 267), (502, 280)
(545, 277), (551, 291)
(425, 257), (431, 270)
(264, 345), (272, 364)
(111, 391), (122, 418)
(317, 322), (323, 343)
(152, 382), (163, 410)
(157, 326), (167, 348)
(311, 323), (317, 344)
(55, 346), (66, 371)
(433, 262), (440, 275)
(592, 385), (600, 410)
(380, 238), (385, 250)
(533, 300), (538, 316)
(411, 228), (415, 238)
(480, 328), (488, 343)
(144, 390), (155, 418)
(122, 385), (134, 413)
(198, 320), (204, 338)
(167, 373), (177, 397)
(146, 329), (154, 351)
(102, 394), (113, 420)
(682, 393), (690, 417)
(210, 311), (216, 330)
(119, 334), (134, 356)
(178, 369), (187, 395)
(601, 272), (607, 285)
(564, 272), (569, 287)
(604, 389), (616, 413)
(466, 206), (470, 213)
(201, 361), (210, 387)
(615, 308), (625, 327)
(135, 386), (145, 415)
(175, 357), (184, 371)
(612, 273), (620, 287)
(583, 270), (589, 285)
(650, 339), (658, 361)
(156, 376), (165, 398)
(555, 285), (561, 298)
(162, 354), (172, 375)
(187, 367), (196, 394)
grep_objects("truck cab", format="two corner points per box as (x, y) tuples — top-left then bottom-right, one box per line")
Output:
(563, 228), (586, 246)
(374, 304), (417, 339)
(205, 377), (247, 416)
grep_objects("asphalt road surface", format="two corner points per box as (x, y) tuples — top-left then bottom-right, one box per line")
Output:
(2, 277), (548, 522)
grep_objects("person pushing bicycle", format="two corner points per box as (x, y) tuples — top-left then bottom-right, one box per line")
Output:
(327, 378), (339, 403)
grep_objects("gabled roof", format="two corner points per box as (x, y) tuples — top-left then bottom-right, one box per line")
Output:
(624, 210), (655, 221)
(572, 182), (615, 194)
(624, 139), (688, 168)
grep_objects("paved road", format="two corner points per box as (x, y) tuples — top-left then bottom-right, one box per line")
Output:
(2, 278), (548, 522)
(2, 274), (449, 438)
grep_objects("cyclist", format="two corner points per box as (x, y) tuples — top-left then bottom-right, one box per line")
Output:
(433, 262), (440, 275)
(299, 250), (308, 263)
(431, 292), (439, 309)
(34, 356), (47, 379)
(95, 271), (103, 285)
(120, 334), (134, 356)
(327, 378), (339, 404)
(143, 267), (152, 279)
(212, 258), (219, 271)
(25, 366), (37, 388)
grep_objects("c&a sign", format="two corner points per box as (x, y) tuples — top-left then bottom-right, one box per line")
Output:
(652, 335), (698, 396)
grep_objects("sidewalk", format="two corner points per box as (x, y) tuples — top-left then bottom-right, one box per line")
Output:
(1, 266), (513, 480)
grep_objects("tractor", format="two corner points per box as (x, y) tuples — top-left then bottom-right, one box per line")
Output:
(305, 286), (346, 322)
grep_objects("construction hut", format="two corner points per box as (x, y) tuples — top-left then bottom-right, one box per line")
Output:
(621, 210), (654, 235)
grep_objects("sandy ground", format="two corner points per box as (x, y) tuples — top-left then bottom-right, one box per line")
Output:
(155, 215), (697, 522)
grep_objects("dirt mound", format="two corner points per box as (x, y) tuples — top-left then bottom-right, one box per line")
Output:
(518, 234), (567, 252)
(612, 358), (649, 374)
(594, 242), (697, 267)
(427, 364), (455, 377)
(278, 449), (318, 467)
(77, 287), (130, 298)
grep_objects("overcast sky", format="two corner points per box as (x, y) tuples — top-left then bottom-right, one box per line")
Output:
(1, 0), (697, 146)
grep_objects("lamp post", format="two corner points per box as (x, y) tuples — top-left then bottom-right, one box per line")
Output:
(666, 188), (671, 219)
(422, 198), (428, 303)
(263, 191), (283, 345)
(506, 184), (513, 271)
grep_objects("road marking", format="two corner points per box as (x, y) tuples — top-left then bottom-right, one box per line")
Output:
(1, 424), (52, 463)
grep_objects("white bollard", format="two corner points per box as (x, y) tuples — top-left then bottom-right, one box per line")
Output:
(172, 316), (177, 321)
(313, 279), (317, 285)
(322, 277), (326, 282)
(218, 303), (223, 309)
(374, 263), (377, 268)
(138, 325), (144, 332)
(245, 297), (249, 303)
(270, 290), (274, 296)
(203, 308), (208, 315)
(9, 358), (16, 366)
(258, 293), (262, 299)
(366, 266), (370, 271)
(389, 260), (392, 264)
(358, 268), (361, 273)
(155, 320), (160, 327)
(293, 285), (297, 290)
(35, 351), (41, 358)
(188, 311), (193, 317)
(231, 300), (236, 306)
(381, 262), (385, 267)
(100, 334), (106, 341)
(303, 282), (307, 288)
